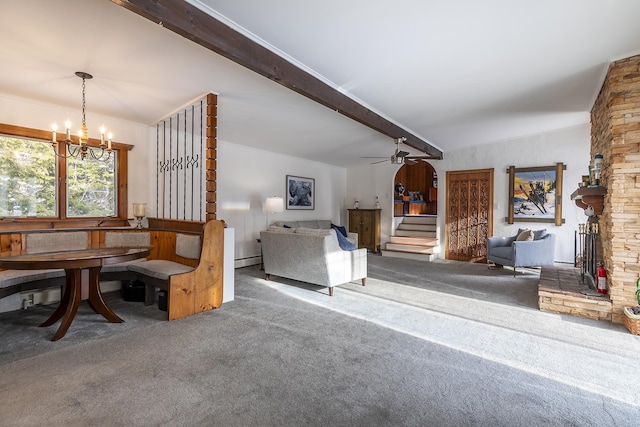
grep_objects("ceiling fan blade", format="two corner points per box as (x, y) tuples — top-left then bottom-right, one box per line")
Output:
(405, 156), (433, 159)
(361, 156), (388, 159)
(404, 158), (418, 165)
(397, 150), (410, 157)
(370, 159), (388, 165)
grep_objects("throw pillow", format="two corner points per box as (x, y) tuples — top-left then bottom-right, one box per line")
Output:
(267, 225), (296, 233)
(283, 224), (291, 228)
(516, 229), (534, 241)
(334, 228), (357, 251)
(299, 220), (321, 229)
(295, 227), (332, 236)
(331, 223), (348, 237)
(533, 229), (547, 240)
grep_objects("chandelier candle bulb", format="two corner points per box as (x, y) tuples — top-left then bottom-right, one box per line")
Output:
(65, 121), (71, 141)
(107, 133), (112, 151)
(51, 123), (57, 143)
(100, 126), (106, 147)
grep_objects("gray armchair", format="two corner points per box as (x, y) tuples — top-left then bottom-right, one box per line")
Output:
(487, 229), (556, 275)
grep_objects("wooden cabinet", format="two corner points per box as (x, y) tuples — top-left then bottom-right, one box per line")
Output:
(348, 209), (381, 252)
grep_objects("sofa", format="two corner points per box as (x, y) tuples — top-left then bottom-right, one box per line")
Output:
(260, 222), (366, 296)
(487, 228), (556, 275)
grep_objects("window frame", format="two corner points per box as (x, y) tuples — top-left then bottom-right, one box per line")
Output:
(0, 123), (133, 229)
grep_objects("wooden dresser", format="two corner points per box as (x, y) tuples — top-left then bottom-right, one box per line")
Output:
(348, 209), (381, 252)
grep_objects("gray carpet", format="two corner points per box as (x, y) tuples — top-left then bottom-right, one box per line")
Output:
(0, 255), (639, 426)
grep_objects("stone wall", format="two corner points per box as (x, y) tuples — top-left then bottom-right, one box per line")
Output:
(590, 54), (640, 323)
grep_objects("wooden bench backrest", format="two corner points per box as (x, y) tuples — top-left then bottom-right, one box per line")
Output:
(25, 231), (89, 254)
(176, 234), (201, 260)
(104, 232), (151, 247)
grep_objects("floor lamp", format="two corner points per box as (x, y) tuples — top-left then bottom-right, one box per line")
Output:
(265, 196), (284, 228)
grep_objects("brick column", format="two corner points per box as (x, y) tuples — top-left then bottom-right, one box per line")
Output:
(590, 54), (640, 323)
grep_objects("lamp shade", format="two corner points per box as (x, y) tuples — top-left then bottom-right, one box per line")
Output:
(265, 196), (284, 213)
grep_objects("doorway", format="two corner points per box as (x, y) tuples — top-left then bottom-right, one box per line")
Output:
(393, 161), (437, 217)
(445, 168), (494, 262)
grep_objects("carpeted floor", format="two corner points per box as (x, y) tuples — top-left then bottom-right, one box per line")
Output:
(0, 255), (639, 426)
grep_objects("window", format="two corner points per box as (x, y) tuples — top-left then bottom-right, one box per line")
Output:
(0, 135), (56, 217)
(66, 147), (116, 217)
(0, 124), (132, 226)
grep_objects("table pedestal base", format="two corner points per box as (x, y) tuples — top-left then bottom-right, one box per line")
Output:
(40, 267), (123, 341)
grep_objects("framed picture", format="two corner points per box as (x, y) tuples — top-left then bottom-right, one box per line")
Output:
(286, 175), (315, 210)
(507, 163), (564, 226)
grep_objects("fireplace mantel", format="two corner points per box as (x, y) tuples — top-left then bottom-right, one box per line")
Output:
(570, 186), (606, 216)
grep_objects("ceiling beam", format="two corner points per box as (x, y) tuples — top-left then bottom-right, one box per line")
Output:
(111, 0), (443, 159)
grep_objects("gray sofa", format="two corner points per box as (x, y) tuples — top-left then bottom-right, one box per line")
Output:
(260, 223), (366, 296)
(487, 229), (556, 275)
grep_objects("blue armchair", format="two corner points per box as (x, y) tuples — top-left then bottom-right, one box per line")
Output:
(487, 229), (556, 275)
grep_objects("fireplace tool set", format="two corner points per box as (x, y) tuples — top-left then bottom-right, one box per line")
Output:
(575, 222), (599, 290)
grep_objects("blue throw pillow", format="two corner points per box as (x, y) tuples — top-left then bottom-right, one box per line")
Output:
(334, 228), (357, 251)
(283, 224), (291, 228)
(331, 223), (348, 237)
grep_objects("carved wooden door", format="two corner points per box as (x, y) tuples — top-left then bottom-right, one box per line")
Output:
(446, 169), (493, 262)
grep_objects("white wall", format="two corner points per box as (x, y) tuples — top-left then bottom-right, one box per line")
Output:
(217, 141), (348, 266)
(0, 94), (151, 215)
(2, 92), (591, 265)
(347, 162), (401, 243)
(348, 124), (591, 264)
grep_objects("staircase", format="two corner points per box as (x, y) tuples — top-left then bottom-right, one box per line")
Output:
(381, 216), (439, 261)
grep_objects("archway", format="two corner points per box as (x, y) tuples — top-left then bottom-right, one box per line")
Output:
(393, 161), (437, 217)
(381, 161), (439, 260)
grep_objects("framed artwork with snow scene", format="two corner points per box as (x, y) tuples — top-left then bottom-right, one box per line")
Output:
(507, 163), (565, 226)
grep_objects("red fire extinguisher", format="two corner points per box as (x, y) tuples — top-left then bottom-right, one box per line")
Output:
(596, 263), (607, 294)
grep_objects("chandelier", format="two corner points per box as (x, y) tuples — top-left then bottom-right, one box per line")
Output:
(51, 71), (112, 161)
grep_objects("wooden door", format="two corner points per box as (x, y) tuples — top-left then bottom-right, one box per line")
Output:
(446, 169), (493, 262)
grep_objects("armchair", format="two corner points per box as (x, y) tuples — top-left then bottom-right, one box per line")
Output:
(487, 229), (556, 275)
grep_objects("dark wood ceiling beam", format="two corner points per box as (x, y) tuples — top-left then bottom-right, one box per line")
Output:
(111, 0), (443, 159)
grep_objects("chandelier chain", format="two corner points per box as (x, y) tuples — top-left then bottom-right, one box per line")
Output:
(81, 77), (87, 127)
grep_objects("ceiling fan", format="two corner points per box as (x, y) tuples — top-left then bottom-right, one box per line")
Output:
(362, 137), (432, 165)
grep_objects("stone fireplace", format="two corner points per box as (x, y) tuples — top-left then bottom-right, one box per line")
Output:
(539, 54), (640, 324)
(590, 53), (640, 324)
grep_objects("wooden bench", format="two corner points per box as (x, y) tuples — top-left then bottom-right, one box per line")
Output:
(0, 231), (90, 302)
(0, 220), (225, 320)
(128, 220), (224, 320)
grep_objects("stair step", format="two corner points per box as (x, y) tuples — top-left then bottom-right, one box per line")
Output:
(385, 243), (437, 254)
(389, 236), (438, 246)
(401, 215), (437, 225)
(381, 249), (436, 262)
(397, 223), (437, 232)
(395, 229), (437, 238)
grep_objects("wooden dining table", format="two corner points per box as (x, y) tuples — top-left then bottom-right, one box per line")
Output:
(0, 247), (151, 341)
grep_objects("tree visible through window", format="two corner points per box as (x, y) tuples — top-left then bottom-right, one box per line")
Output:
(66, 147), (116, 217)
(0, 134), (116, 218)
(0, 135), (56, 217)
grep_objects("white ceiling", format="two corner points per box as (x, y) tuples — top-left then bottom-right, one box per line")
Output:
(1, 0), (640, 167)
